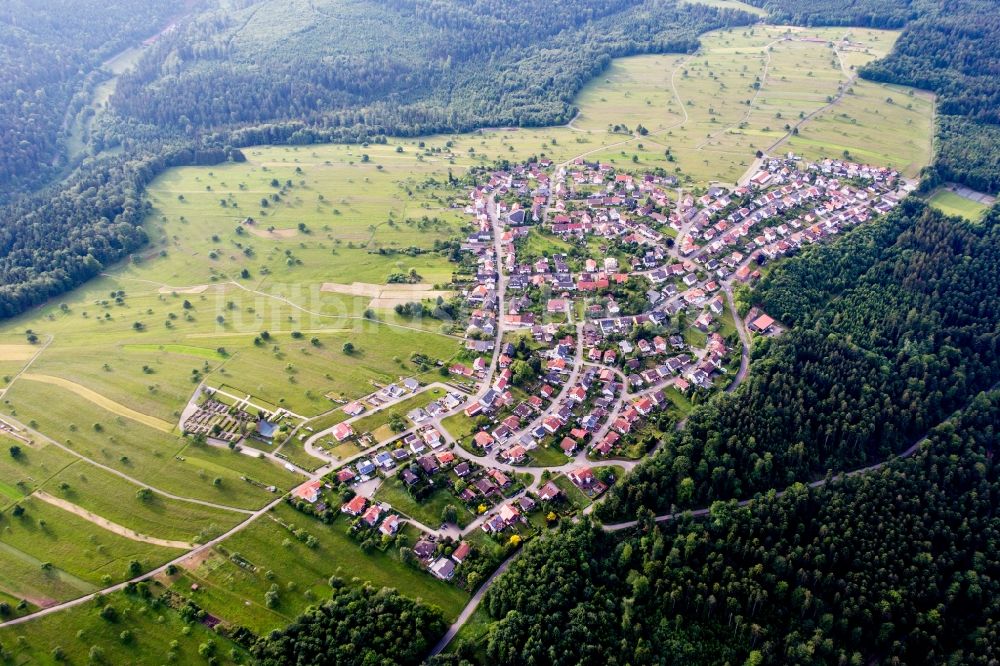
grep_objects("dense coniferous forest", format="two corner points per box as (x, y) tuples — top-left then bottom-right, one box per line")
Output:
(252, 585), (446, 665)
(858, 0), (1000, 191)
(0, 0), (187, 194)
(109, 0), (753, 139)
(743, 0), (928, 28)
(596, 201), (1000, 520)
(467, 391), (1000, 665)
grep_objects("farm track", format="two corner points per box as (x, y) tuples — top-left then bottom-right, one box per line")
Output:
(107, 275), (464, 340)
(33, 491), (195, 550)
(19, 373), (176, 434)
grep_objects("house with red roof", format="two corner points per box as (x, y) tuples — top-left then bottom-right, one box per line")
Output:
(341, 495), (367, 516)
(362, 504), (382, 527)
(292, 480), (323, 503)
(331, 422), (354, 442)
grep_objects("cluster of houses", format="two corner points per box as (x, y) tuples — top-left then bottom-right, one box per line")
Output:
(414, 536), (473, 581)
(674, 155), (903, 272)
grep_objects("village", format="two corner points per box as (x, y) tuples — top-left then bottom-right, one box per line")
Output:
(261, 150), (909, 590)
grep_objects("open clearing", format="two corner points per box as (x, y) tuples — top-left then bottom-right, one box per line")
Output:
(926, 185), (994, 221)
(321, 281), (453, 309)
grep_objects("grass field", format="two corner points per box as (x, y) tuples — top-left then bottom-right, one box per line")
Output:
(560, 25), (931, 185)
(0, 437), (76, 510)
(0, 589), (245, 664)
(41, 461), (244, 544)
(374, 476), (473, 529)
(0, 496), (176, 588)
(2, 379), (296, 509)
(783, 80), (934, 176)
(178, 503), (469, 632)
(925, 187), (992, 221)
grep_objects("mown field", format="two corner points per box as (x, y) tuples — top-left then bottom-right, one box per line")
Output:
(40, 461), (245, 544)
(0, 496), (177, 590)
(925, 187), (991, 221)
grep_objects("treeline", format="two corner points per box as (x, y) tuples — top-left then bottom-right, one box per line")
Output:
(596, 199), (1000, 519)
(463, 390), (1000, 664)
(252, 584), (446, 666)
(0, 0), (188, 195)
(109, 0), (755, 139)
(742, 0), (925, 28)
(0, 146), (242, 318)
(859, 0), (1000, 190)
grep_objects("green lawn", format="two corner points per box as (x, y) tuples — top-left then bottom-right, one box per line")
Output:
(275, 434), (328, 472)
(552, 475), (592, 509)
(926, 187), (991, 221)
(0, 589), (245, 665)
(526, 443), (572, 467)
(441, 410), (479, 442)
(374, 475), (473, 528)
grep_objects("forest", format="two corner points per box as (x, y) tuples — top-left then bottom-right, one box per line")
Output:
(596, 200), (1000, 519)
(743, 0), (930, 28)
(109, 0), (753, 139)
(457, 390), (1000, 665)
(252, 584), (446, 665)
(0, 0), (190, 196)
(858, 0), (1000, 191)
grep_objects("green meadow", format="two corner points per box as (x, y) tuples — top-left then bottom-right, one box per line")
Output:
(2, 379), (296, 509)
(176, 503), (468, 633)
(0, 437), (75, 510)
(0, 496), (176, 587)
(0, 589), (245, 665)
(926, 187), (992, 221)
(563, 25), (931, 185)
(41, 461), (245, 544)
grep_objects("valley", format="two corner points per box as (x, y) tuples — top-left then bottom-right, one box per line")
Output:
(5, 2), (1000, 663)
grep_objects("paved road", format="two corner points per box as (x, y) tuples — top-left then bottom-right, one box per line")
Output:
(723, 286), (751, 393)
(1, 413), (255, 515)
(429, 548), (524, 656)
(0, 494), (284, 628)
